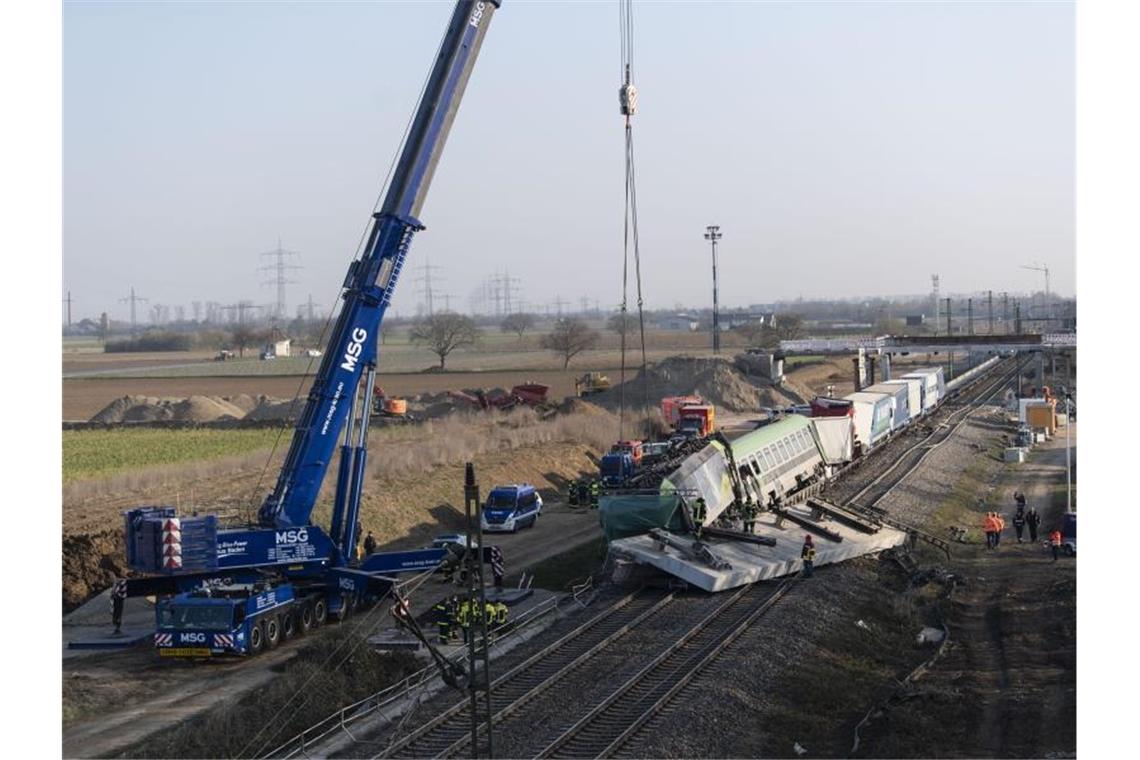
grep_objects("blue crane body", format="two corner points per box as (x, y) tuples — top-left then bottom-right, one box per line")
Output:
(123, 0), (502, 657)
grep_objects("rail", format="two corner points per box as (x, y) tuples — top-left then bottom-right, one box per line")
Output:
(377, 590), (675, 758)
(537, 580), (793, 758)
(262, 588), (571, 759)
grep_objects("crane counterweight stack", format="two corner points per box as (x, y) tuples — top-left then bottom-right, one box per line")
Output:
(122, 0), (503, 659)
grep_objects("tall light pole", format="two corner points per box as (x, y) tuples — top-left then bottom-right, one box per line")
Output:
(1065, 390), (1073, 512)
(704, 225), (722, 353)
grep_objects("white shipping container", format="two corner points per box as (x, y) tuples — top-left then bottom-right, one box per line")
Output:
(844, 391), (894, 451)
(902, 368), (945, 412)
(864, 382), (911, 430)
(884, 377), (923, 419)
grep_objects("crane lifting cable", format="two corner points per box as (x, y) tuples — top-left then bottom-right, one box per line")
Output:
(617, 0), (650, 440)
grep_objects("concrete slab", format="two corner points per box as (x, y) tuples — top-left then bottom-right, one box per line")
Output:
(63, 589), (155, 659)
(609, 509), (908, 592)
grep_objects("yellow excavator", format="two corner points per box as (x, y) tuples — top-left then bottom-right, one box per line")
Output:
(575, 372), (611, 397)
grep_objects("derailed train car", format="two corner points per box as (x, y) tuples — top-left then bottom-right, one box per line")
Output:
(599, 365), (963, 542)
(600, 415), (831, 539)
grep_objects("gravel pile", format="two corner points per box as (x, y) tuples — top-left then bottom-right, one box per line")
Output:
(592, 356), (797, 413)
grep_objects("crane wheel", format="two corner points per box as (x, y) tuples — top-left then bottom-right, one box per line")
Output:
(312, 598), (328, 627)
(299, 604), (315, 633)
(265, 616), (282, 649)
(282, 610), (297, 640)
(339, 593), (354, 621)
(249, 622), (265, 656)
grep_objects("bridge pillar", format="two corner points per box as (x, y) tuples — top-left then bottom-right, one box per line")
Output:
(881, 353), (892, 381)
(1036, 352), (1045, 392)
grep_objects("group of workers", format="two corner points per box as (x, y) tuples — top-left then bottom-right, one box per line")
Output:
(433, 595), (510, 644)
(980, 491), (1065, 560)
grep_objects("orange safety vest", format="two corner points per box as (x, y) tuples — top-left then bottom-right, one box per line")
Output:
(997, 517), (1005, 531)
(1050, 530), (1062, 546)
(982, 515), (995, 532)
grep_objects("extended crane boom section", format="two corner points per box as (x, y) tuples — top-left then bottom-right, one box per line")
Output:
(259, 0), (501, 535)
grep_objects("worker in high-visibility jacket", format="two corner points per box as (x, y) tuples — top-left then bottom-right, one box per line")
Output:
(456, 599), (471, 643)
(982, 512), (997, 549)
(484, 601), (498, 631)
(433, 598), (452, 644)
(800, 535), (816, 578)
(1050, 528), (1063, 561)
(494, 601), (509, 627)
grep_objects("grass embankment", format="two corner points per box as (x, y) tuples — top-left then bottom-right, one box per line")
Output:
(62, 428), (283, 482)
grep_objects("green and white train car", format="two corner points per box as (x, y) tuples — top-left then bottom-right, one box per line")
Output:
(600, 416), (828, 539)
(713, 414), (825, 518)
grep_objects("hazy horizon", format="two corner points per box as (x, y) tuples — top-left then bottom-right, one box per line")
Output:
(63, 1), (1075, 325)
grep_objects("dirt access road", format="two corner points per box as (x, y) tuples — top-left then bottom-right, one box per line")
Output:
(856, 427), (1076, 757)
(61, 500), (601, 759)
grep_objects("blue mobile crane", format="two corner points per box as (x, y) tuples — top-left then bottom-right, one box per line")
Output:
(123, 0), (503, 657)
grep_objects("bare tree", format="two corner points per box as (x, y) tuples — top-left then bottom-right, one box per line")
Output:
(500, 312), (536, 340)
(756, 314), (805, 348)
(410, 312), (480, 370)
(540, 317), (599, 369)
(733, 320), (766, 347)
(230, 325), (263, 358)
(606, 312), (638, 338)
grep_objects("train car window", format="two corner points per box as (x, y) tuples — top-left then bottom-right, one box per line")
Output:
(763, 448), (776, 468)
(777, 440), (790, 460)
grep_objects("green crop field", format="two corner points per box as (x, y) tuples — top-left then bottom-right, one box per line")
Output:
(63, 428), (286, 482)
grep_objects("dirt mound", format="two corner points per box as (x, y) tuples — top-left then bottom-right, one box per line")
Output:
(244, 397), (300, 422)
(593, 355), (797, 412)
(171, 395), (246, 421)
(62, 530), (127, 612)
(91, 394), (259, 423)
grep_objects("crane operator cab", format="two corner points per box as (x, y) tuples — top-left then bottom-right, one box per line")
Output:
(480, 484), (542, 533)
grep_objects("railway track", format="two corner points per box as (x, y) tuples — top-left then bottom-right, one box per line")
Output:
(836, 359), (1018, 510)
(537, 581), (793, 759)
(376, 589), (675, 758)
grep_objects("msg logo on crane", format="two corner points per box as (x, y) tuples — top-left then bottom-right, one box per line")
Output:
(468, 1), (487, 28)
(276, 528), (310, 545)
(340, 328), (368, 372)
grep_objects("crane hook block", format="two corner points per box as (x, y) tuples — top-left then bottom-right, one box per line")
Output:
(619, 83), (638, 116)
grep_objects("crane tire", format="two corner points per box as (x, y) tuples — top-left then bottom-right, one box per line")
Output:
(282, 610), (297, 640)
(249, 622), (265, 656)
(312, 598), (328, 627)
(265, 616), (281, 649)
(339, 593), (353, 620)
(299, 603), (315, 633)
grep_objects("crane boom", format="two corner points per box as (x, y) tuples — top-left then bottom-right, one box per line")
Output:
(259, 0), (501, 539)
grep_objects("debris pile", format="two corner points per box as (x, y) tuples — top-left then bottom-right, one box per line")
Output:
(592, 355), (798, 412)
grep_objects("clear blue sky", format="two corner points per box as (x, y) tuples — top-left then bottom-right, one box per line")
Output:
(64, 0), (1074, 323)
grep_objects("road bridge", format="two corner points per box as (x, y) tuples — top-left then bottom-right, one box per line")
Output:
(780, 332), (1075, 355)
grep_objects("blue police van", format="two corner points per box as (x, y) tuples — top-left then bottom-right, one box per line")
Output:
(480, 484), (543, 533)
